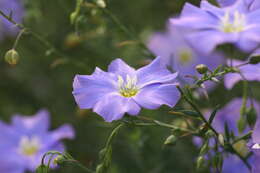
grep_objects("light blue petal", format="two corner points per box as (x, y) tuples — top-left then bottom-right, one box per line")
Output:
(136, 57), (178, 87)
(108, 58), (136, 77)
(73, 73), (117, 109)
(93, 93), (141, 122)
(134, 84), (180, 109)
(12, 109), (50, 134)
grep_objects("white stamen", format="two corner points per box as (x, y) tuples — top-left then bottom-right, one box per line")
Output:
(117, 75), (139, 97)
(220, 11), (246, 33)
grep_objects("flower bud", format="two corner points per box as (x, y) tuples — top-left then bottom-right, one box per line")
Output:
(218, 134), (225, 146)
(5, 49), (19, 65)
(249, 55), (260, 64)
(246, 106), (257, 128)
(164, 135), (178, 146)
(96, 0), (106, 8)
(196, 64), (208, 74)
(70, 12), (78, 24)
(65, 33), (81, 48)
(196, 156), (205, 169)
(53, 155), (66, 165)
(199, 141), (209, 155)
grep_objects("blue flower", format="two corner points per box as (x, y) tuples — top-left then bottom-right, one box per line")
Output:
(72, 57), (180, 122)
(0, 109), (75, 173)
(148, 22), (224, 88)
(249, 0), (260, 11)
(171, 0), (260, 54)
(222, 154), (250, 173)
(0, 0), (24, 40)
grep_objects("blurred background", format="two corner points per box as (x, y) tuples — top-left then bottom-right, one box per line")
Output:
(1, 0), (259, 172)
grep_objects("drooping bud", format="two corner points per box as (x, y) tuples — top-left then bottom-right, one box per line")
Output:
(53, 155), (66, 165)
(5, 49), (19, 65)
(196, 64), (208, 74)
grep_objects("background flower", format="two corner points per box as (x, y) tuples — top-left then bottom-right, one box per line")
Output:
(0, 109), (74, 173)
(171, 0), (260, 54)
(148, 23), (224, 86)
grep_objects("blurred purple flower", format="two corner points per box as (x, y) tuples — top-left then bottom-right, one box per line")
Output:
(171, 0), (260, 54)
(0, 0), (24, 39)
(217, 0), (260, 11)
(224, 51), (260, 89)
(209, 98), (260, 135)
(217, 0), (237, 7)
(0, 109), (75, 173)
(72, 57), (180, 122)
(249, 0), (260, 11)
(222, 154), (250, 173)
(148, 24), (224, 86)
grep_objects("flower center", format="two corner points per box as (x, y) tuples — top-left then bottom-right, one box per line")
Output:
(19, 136), (41, 156)
(118, 75), (139, 97)
(178, 49), (192, 65)
(220, 11), (246, 33)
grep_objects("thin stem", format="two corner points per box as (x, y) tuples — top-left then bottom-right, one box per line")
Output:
(176, 86), (219, 136)
(12, 29), (26, 49)
(232, 131), (252, 145)
(135, 116), (197, 135)
(65, 160), (95, 173)
(196, 67), (237, 85)
(0, 10), (86, 69)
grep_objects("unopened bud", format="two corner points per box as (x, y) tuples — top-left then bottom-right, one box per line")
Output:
(5, 49), (19, 65)
(196, 156), (205, 169)
(211, 77), (220, 83)
(218, 134), (225, 146)
(96, 0), (106, 8)
(164, 135), (178, 146)
(70, 12), (78, 24)
(249, 55), (260, 64)
(65, 33), (81, 48)
(53, 155), (66, 165)
(196, 64), (208, 74)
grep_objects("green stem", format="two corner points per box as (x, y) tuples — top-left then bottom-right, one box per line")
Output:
(65, 160), (95, 173)
(134, 116), (197, 135)
(0, 10), (86, 69)
(176, 86), (219, 136)
(12, 29), (26, 49)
